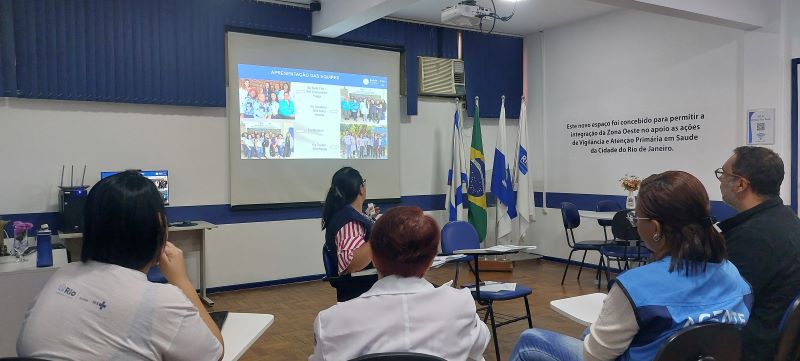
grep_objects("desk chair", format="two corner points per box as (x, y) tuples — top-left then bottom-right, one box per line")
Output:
(600, 210), (651, 288)
(596, 200), (622, 242)
(350, 352), (446, 361)
(653, 323), (742, 361)
(322, 244), (377, 302)
(147, 266), (168, 283)
(440, 223), (478, 287)
(776, 293), (800, 361)
(441, 221), (533, 361)
(559, 202), (608, 285)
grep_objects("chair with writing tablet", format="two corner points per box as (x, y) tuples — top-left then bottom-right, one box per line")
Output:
(349, 352), (446, 361)
(653, 323), (742, 361)
(775, 293), (800, 361)
(441, 221), (533, 361)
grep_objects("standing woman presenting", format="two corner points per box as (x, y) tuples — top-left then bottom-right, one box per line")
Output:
(322, 167), (379, 301)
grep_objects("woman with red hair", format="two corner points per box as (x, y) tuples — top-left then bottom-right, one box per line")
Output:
(311, 206), (489, 361)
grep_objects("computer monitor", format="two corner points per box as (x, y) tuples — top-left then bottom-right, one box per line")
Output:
(100, 170), (169, 205)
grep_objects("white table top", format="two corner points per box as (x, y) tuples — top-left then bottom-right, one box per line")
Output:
(58, 221), (218, 239)
(0, 248), (68, 273)
(578, 211), (618, 220)
(221, 313), (274, 361)
(550, 292), (607, 326)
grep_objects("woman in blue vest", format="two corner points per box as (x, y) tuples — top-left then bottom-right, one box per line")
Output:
(510, 170), (752, 361)
(322, 167), (379, 302)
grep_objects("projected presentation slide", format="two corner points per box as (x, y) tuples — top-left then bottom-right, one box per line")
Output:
(238, 64), (389, 160)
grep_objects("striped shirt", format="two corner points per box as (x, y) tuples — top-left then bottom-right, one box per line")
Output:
(335, 221), (366, 274)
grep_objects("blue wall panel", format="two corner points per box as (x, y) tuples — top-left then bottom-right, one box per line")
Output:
(6, 0), (522, 116)
(462, 31), (523, 119)
(0, 0), (16, 97)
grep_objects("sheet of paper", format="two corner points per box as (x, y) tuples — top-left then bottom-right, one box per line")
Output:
(468, 281), (517, 292)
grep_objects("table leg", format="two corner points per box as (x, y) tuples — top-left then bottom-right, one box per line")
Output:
(200, 228), (214, 306)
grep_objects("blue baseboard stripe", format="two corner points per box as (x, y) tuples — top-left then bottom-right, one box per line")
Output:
(541, 255), (624, 274)
(204, 257), (624, 294)
(2, 192), (743, 235)
(206, 273), (326, 294)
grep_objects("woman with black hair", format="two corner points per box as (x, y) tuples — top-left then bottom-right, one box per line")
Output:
(18, 171), (223, 361)
(322, 167), (378, 302)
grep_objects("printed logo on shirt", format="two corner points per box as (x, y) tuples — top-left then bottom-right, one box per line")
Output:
(56, 283), (78, 298)
(92, 300), (108, 311)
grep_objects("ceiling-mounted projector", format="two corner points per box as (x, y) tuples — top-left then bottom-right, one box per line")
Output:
(441, 1), (493, 27)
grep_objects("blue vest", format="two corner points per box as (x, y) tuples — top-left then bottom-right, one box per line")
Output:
(615, 257), (752, 361)
(324, 205), (373, 274)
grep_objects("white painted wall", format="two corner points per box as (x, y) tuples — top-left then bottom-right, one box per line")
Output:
(0, 95), (521, 287)
(524, 8), (793, 266)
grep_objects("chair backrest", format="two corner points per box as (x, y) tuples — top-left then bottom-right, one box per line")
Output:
(322, 245), (338, 279)
(776, 293), (800, 361)
(596, 200), (622, 227)
(349, 352), (446, 361)
(653, 323), (742, 361)
(440, 221), (481, 255)
(611, 210), (640, 241)
(560, 202), (580, 230)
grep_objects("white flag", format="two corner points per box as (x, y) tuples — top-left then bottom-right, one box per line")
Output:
(490, 97), (516, 239)
(446, 102), (468, 222)
(514, 101), (535, 241)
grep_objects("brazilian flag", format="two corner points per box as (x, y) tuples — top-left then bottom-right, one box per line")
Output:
(468, 100), (488, 242)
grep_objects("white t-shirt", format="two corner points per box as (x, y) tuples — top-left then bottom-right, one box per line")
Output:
(17, 261), (222, 361)
(310, 276), (489, 361)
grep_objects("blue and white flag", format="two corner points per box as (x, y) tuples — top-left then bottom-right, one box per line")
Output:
(446, 102), (468, 222)
(491, 97), (517, 238)
(514, 101), (535, 240)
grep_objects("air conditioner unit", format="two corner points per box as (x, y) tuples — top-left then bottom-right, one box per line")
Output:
(418, 57), (466, 97)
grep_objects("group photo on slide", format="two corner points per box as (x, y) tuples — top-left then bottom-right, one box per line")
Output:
(238, 79), (296, 120)
(340, 88), (387, 125)
(239, 129), (295, 159)
(340, 124), (387, 159)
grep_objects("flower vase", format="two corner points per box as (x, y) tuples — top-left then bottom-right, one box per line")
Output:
(626, 191), (636, 210)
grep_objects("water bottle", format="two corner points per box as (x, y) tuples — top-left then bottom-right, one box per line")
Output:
(36, 224), (53, 268)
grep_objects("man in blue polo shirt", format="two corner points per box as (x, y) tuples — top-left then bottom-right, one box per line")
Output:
(279, 91), (295, 118)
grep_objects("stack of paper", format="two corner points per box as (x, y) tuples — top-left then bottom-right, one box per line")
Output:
(431, 254), (467, 268)
(468, 281), (517, 292)
(484, 245), (538, 252)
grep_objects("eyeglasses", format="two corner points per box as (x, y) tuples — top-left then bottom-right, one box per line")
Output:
(626, 211), (650, 227)
(714, 168), (747, 182)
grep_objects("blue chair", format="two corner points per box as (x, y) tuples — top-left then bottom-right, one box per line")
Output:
(559, 202), (608, 285)
(596, 200), (623, 242)
(147, 266), (168, 283)
(322, 244), (377, 302)
(440, 222), (478, 287)
(776, 293), (800, 361)
(600, 210), (652, 288)
(653, 323), (742, 361)
(322, 245), (340, 287)
(350, 352), (446, 361)
(440, 221), (533, 361)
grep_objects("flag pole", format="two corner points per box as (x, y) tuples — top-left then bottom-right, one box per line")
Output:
(496, 95), (505, 260)
(519, 94), (526, 247)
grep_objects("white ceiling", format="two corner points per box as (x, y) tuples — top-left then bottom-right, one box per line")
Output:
(389, 0), (620, 36)
(273, 0), (619, 36)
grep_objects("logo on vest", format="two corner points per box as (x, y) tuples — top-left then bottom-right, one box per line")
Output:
(684, 309), (747, 327)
